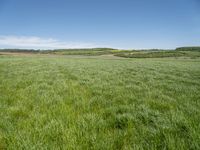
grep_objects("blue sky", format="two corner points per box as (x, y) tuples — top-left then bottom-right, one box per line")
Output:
(0, 0), (199, 49)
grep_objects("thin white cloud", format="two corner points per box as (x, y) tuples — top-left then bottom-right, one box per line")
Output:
(0, 35), (99, 49)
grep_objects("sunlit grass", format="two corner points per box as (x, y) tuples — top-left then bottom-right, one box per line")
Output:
(0, 56), (200, 149)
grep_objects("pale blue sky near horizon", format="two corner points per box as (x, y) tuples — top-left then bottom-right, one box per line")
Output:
(0, 0), (199, 49)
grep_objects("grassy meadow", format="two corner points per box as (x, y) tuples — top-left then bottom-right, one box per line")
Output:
(0, 53), (200, 149)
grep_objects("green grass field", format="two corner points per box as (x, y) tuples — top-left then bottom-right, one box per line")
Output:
(0, 55), (200, 149)
(114, 50), (200, 58)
